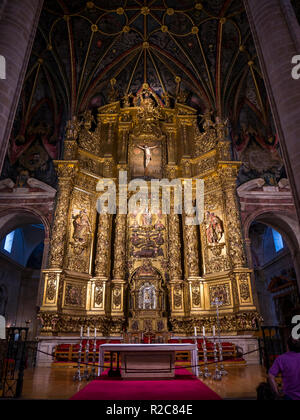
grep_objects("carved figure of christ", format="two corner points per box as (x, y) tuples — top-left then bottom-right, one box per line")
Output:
(137, 144), (159, 169)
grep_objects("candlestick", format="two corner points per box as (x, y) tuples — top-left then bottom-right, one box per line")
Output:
(213, 326), (216, 337)
(83, 331), (90, 380)
(74, 330), (83, 382)
(212, 333), (222, 381)
(90, 331), (97, 379)
(194, 327), (197, 337)
(202, 335), (211, 379)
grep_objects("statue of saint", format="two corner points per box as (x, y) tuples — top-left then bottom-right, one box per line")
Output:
(72, 209), (91, 245)
(141, 209), (153, 226)
(205, 211), (224, 244)
(140, 284), (156, 310)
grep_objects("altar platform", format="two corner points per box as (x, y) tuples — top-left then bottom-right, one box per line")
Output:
(98, 343), (199, 379)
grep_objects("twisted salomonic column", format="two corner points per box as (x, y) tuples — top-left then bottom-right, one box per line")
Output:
(244, 0), (300, 220)
(0, 0), (43, 171)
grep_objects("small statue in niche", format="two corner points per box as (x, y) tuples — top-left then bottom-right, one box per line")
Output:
(15, 169), (30, 188)
(205, 211), (224, 245)
(139, 284), (156, 310)
(200, 109), (215, 131)
(66, 116), (82, 140)
(72, 209), (92, 246)
(82, 110), (95, 131)
(141, 209), (153, 227)
(123, 92), (133, 108)
(154, 211), (166, 231)
(162, 92), (171, 108)
(108, 78), (119, 103)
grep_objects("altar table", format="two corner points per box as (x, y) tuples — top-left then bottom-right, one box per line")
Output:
(98, 343), (199, 378)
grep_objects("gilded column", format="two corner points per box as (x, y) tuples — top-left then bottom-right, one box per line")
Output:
(184, 218), (200, 278)
(119, 123), (130, 164)
(169, 211), (185, 316)
(166, 127), (177, 165)
(95, 214), (112, 278)
(221, 167), (246, 269)
(111, 213), (127, 317)
(184, 213), (205, 314)
(89, 214), (112, 315)
(41, 161), (77, 312)
(220, 165), (256, 312)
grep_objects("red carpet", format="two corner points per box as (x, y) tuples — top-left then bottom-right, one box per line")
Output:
(70, 369), (222, 401)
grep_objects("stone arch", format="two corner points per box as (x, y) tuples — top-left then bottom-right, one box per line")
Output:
(244, 209), (300, 291)
(0, 207), (50, 242)
(0, 208), (51, 337)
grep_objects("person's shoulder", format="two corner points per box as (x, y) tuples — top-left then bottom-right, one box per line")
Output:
(279, 351), (300, 360)
(287, 351), (300, 357)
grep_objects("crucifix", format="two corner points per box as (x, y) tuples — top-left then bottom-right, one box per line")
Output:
(137, 144), (159, 170)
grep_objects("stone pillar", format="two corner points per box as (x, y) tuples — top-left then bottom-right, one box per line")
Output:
(36, 237), (50, 308)
(0, 0), (43, 172)
(111, 214), (127, 317)
(244, 0), (300, 221)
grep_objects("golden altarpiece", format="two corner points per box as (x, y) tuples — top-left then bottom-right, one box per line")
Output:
(39, 85), (258, 337)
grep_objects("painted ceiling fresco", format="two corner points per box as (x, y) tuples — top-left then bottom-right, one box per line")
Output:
(1, 0), (286, 187)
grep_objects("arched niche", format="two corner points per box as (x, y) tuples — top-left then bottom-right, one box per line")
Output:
(248, 218), (299, 328)
(0, 209), (50, 339)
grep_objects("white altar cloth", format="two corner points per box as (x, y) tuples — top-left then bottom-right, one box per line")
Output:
(98, 343), (199, 378)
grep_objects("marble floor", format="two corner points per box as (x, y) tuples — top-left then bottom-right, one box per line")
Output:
(20, 364), (267, 400)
